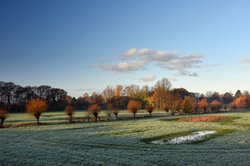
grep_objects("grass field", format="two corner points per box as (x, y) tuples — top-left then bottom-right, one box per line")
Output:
(1, 110), (250, 165)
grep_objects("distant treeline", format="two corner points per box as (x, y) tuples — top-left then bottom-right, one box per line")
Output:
(0, 78), (249, 113)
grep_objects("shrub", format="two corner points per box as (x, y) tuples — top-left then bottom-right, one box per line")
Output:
(64, 106), (74, 123)
(127, 100), (141, 117)
(26, 99), (47, 125)
(88, 104), (100, 122)
(230, 100), (237, 111)
(0, 108), (8, 128)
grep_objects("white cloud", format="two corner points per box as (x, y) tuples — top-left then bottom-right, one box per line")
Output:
(122, 48), (138, 57)
(100, 48), (203, 76)
(100, 60), (146, 72)
(139, 75), (156, 82)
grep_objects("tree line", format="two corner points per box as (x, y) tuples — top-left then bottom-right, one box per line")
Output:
(1, 78), (250, 127)
(0, 79), (250, 113)
(0, 81), (68, 112)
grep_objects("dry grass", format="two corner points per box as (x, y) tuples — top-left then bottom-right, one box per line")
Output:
(178, 116), (228, 122)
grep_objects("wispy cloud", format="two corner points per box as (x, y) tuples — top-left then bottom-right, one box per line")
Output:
(100, 48), (203, 76)
(139, 75), (156, 82)
(241, 59), (250, 64)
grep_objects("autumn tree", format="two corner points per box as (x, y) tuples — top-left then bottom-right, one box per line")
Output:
(235, 95), (249, 109)
(152, 78), (172, 109)
(182, 96), (195, 114)
(210, 100), (223, 112)
(64, 106), (74, 123)
(0, 108), (8, 128)
(127, 100), (141, 117)
(230, 100), (237, 111)
(88, 104), (100, 122)
(162, 103), (169, 112)
(164, 95), (181, 115)
(146, 105), (154, 116)
(102, 86), (115, 103)
(192, 101), (199, 113)
(26, 99), (47, 125)
(106, 103), (113, 119)
(106, 103), (119, 120)
(115, 85), (123, 97)
(198, 98), (209, 113)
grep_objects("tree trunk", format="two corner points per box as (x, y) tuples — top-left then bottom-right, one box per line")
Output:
(93, 112), (98, 122)
(0, 118), (4, 128)
(114, 113), (118, 120)
(69, 115), (72, 123)
(36, 117), (39, 125)
(68, 113), (72, 123)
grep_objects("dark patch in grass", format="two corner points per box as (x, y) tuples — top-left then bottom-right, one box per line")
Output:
(98, 129), (147, 136)
(142, 129), (234, 145)
(217, 116), (240, 125)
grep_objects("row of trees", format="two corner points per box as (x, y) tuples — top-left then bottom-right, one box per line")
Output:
(0, 82), (68, 112)
(0, 93), (248, 128)
(1, 78), (250, 115)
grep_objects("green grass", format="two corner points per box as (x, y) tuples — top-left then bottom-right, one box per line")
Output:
(1, 111), (250, 165)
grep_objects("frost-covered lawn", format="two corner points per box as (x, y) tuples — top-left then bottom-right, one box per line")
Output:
(1, 111), (250, 165)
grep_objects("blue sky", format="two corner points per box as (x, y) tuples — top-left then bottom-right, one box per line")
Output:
(1, 0), (250, 97)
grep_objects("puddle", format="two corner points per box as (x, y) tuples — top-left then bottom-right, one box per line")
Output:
(151, 130), (217, 145)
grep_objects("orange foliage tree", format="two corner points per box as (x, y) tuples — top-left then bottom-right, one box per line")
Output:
(127, 100), (141, 117)
(64, 106), (74, 123)
(88, 104), (100, 122)
(182, 96), (195, 114)
(235, 95), (250, 109)
(146, 105), (154, 116)
(198, 98), (209, 113)
(107, 103), (119, 119)
(162, 103), (169, 112)
(192, 101), (199, 113)
(210, 100), (223, 112)
(230, 100), (237, 111)
(26, 99), (47, 125)
(106, 103), (113, 119)
(0, 108), (8, 128)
